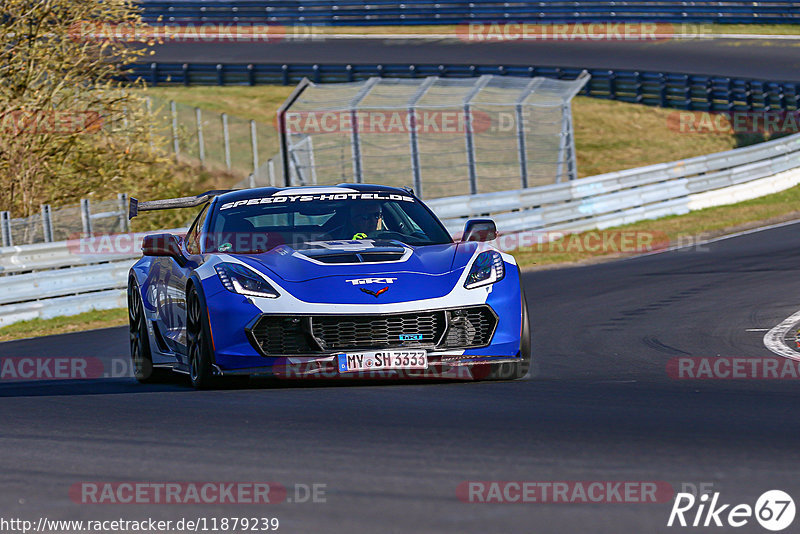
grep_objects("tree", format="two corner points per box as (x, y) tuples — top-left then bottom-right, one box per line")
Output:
(0, 0), (170, 217)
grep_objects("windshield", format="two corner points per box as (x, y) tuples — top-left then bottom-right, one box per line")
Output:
(206, 192), (453, 253)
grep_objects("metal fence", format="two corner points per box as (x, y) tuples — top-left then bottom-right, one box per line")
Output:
(129, 63), (800, 112)
(275, 74), (589, 198)
(150, 98), (280, 181)
(138, 1), (800, 25)
(0, 196), (130, 247)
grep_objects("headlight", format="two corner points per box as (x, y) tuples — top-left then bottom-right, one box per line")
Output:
(464, 251), (505, 289)
(215, 262), (280, 298)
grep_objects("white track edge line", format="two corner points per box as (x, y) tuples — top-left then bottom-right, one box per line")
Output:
(764, 309), (800, 361)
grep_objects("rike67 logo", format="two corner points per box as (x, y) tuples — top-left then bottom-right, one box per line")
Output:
(668, 490), (795, 531)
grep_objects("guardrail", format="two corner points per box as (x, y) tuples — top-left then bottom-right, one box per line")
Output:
(127, 63), (800, 112)
(0, 241), (134, 275)
(428, 131), (800, 234)
(2, 133), (800, 326)
(0, 230), (186, 275)
(0, 290), (130, 327)
(138, 1), (800, 25)
(0, 230), (185, 326)
(0, 261), (136, 306)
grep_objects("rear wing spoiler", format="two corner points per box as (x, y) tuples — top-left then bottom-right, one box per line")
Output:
(128, 190), (234, 219)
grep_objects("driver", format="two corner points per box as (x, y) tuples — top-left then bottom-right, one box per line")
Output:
(348, 201), (383, 240)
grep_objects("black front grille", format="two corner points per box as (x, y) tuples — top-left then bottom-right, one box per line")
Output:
(442, 306), (497, 348)
(247, 306), (497, 356)
(248, 316), (316, 355)
(312, 311), (444, 351)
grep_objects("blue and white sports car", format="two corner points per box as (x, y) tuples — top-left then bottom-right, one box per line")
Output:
(127, 184), (531, 388)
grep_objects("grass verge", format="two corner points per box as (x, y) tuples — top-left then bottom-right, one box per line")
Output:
(140, 88), (746, 178)
(0, 308), (128, 343)
(514, 182), (800, 268)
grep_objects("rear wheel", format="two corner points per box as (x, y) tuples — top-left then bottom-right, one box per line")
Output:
(186, 285), (216, 389)
(128, 278), (155, 383)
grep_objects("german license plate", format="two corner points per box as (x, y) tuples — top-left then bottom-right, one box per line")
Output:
(337, 350), (428, 373)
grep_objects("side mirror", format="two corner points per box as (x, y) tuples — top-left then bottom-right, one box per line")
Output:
(461, 219), (497, 242)
(142, 233), (185, 265)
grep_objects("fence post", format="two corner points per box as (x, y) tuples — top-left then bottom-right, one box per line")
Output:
(559, 71), (590, 182)
(170, 100), (180, 159)
(1, 211), (12, 247)
(195, 107), (205, 167)
(221, 113), (232, 170)
(350, 110), (363, 183)
(250, 120), (259, 182)
(118, 193), (130, 232)
(40, 204), (53, 242)
(145, 97), (155, 150)
(515, 78), (545, 189)
(308, 137), (318, 185)
(348, 77), (380, 183)
(407, 76), (437, 198)
(463, 75), (492, 195)
(268, 158), (276, 187)
(515, 104), (529, 189)
(80, 198), (93, 238)
(277, 78), (312, 187)
(564, 103), (578, 181)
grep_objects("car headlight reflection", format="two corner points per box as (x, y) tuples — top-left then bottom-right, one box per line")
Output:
(215, 262), (280, 299)
(464, 251), (505, 289)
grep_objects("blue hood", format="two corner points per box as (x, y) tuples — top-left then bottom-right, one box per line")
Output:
(237, 241), (459, 282)
(231, 241), (482, 304)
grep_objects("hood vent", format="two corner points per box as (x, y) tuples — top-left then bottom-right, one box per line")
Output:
(302, 250), (406, 264)
(296, 243), (409, 264)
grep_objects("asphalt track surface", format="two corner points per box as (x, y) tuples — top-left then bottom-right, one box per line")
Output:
(150, 37), (800, 82)
(3, 222), (800, 533)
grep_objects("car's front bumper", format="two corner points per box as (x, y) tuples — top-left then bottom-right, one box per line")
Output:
(213, 353), (523, 381)
(200, 259), (524, 375)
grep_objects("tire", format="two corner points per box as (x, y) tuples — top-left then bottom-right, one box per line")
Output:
(128, 277), (156, 383)
(186, 284), (217, 389)
(517, 291), (533, 378)
(485, 290), (532, 381)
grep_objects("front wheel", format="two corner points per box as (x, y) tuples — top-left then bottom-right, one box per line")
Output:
(485, 290), (532, 380)
(186, 285), (216, 389)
